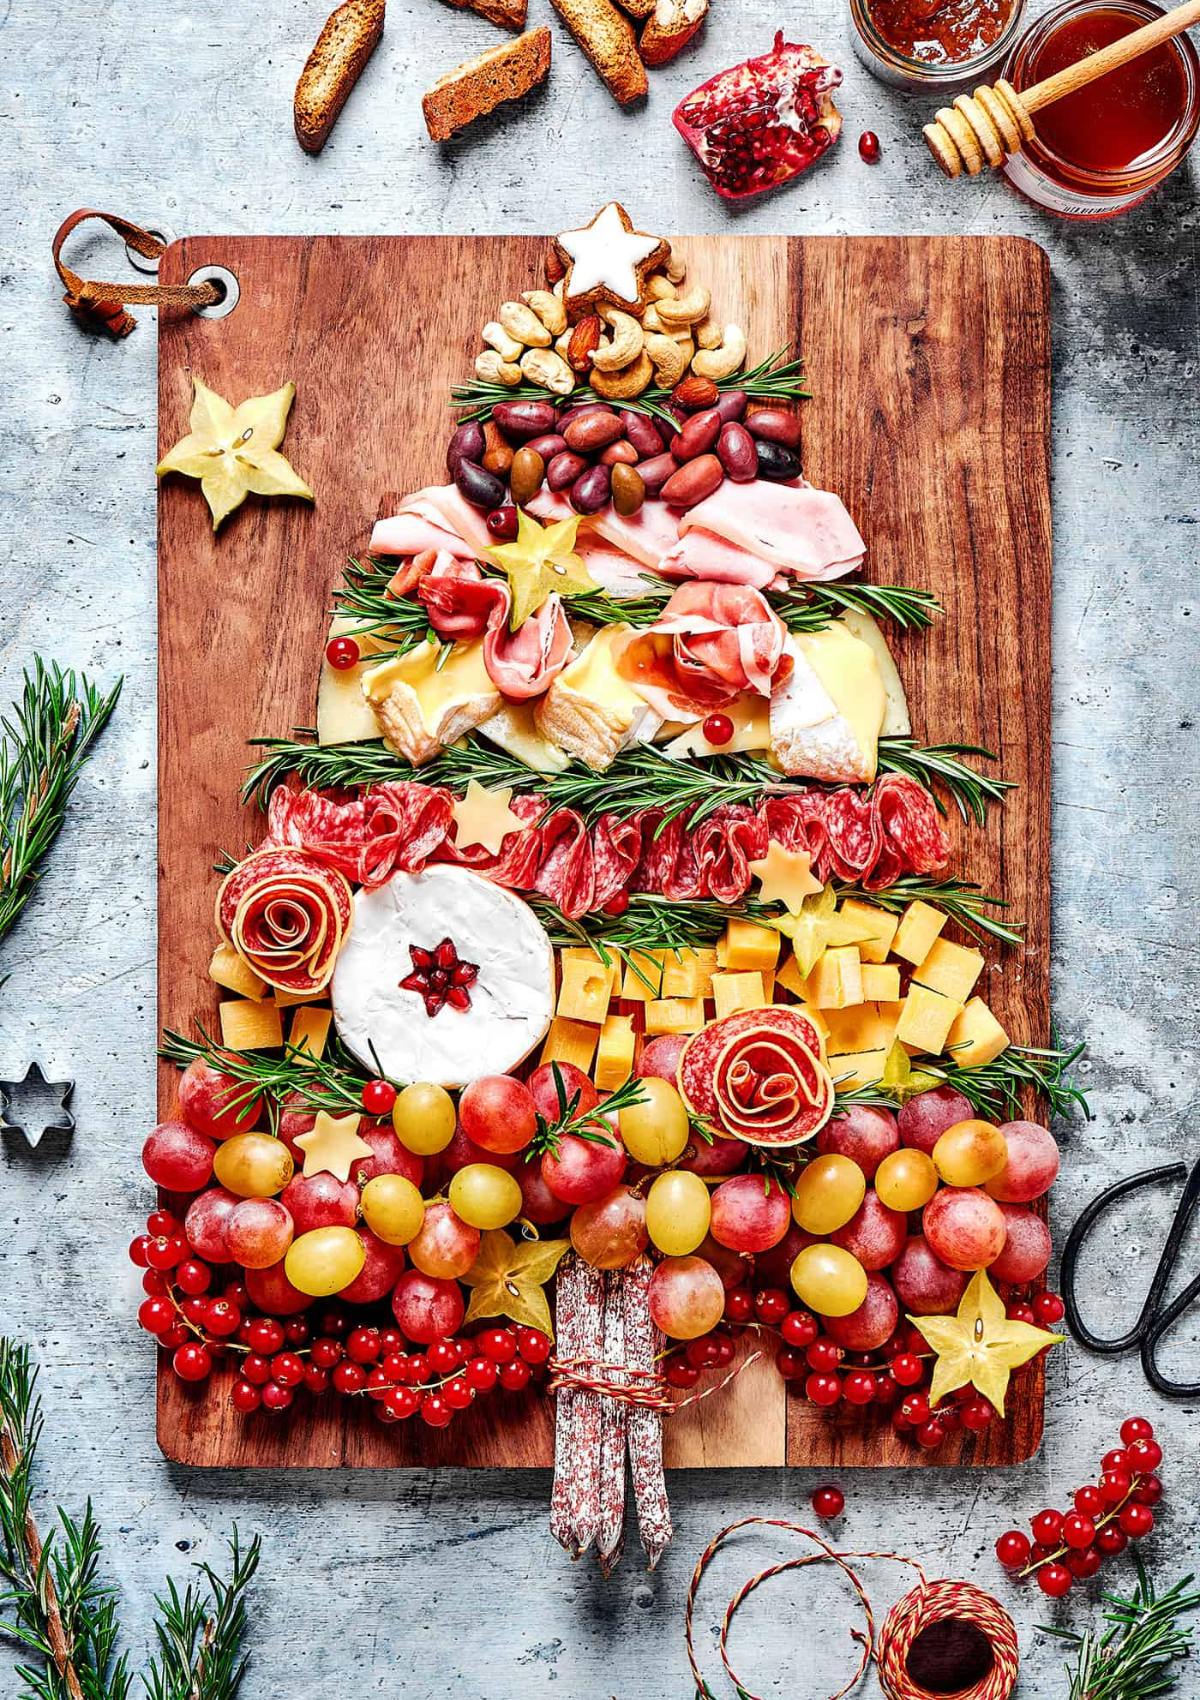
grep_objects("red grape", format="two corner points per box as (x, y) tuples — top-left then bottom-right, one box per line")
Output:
(824, 1272), (899, 1352)
(648, 1256), (726, 1340)
(280, 1172), (358, 1233)
(923, 1188), (1007, 1271)
(407, 1201), (480, 1280)
(891, 1235), (968, 1315)
(680, 1133), (748, 1177)
(224, 1198), (295, 1268)
(183, 1186), (239, 1261)
(142, 1121), (216, 1191)
(244, 1257), (313, 1317)
(391, 1270), (465, 1343)
(898, 1087), (974, 1155)
(541, 1124), (626, 1206)
(817, 1105), (899, 1179)
(571, 1186), (649, 1270)
(178, 1056), (260, 1141)
(830, 1190), (907, 1272)
(353, 1122), (424, 1188)
(459, 1075), (538, 1154)
(635, 1034), (688, 1086)
(517, 1160), (569, 1226)
(989, 1205), (1052, 1284)
(527, 1061), (599, 1123)
(985, 1120), (1060, 1203)
(709, 1174), (791, 1253)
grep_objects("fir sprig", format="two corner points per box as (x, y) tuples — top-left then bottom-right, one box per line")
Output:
(159, 1027), (379, 1125)
(528, 1065), (648, 1160)
(0, 1339), (259, 1700)
(0, 660), (122, 946)
(450, 347), (810, 427)
(1045, 1558), (1200, 1700)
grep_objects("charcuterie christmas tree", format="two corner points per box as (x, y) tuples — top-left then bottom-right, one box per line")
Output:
(141, 206), (1085, 1569)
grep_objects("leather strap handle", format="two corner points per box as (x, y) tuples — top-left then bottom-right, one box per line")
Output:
(52, 208), (220, 337)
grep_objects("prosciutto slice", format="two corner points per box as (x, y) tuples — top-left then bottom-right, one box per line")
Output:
(650, 582), (787, 705)
(483, 594), (573, 701)
(527, 489), (680, 573)
(418, 556), (508, 640)
(661, 479), (866, 584)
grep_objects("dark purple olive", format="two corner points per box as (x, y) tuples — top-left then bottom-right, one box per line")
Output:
(619, 409), (665, 459)
(569, 464), (612, 514)
(636, 452), (679, 495)
(525, 433), (567, 461)
(714, 389), (748, 425)
(754, 440), (802, 482)
(447, 420), (485, 476)
(454, 458), (508, 510)
(546, 451), (588, 492)
(717, 421), (757, 483)
(492, 400), (559, 441)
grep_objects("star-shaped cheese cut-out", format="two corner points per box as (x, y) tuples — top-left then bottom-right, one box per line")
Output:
(462, 1229), (570, 1336)
(484, 509), (596, 630)
(554, 203), (669, 312)
(156, 376), (314, 532)
(776, 884), (879, 977)
(748, 843), (824, 916)
(294, 1109), (373, 1183)
(909, 1269), (1064, 1418)
(451, 779), (525, 855)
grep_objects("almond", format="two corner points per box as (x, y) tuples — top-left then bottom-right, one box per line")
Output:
(567, 314), (602, 374)
(673, 374), (720, 411)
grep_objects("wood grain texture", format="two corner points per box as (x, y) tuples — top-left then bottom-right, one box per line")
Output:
(157, 234), (1050, 1471)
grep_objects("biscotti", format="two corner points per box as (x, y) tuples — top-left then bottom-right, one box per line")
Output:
(439, 0), (528, 29)
(549, 0), (648, 105)
(294, 0), (386, 155)
(422, 27), (552, 140)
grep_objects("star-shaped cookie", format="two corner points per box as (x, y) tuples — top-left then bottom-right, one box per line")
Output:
(553, 203), (669, 319)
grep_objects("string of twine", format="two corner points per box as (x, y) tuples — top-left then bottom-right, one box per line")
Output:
(52, 209), (220, 337)
(547, 1350), (761, 1414)
(684, 1517), (1019, 1700)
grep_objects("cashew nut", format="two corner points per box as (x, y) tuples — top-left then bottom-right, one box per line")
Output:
(642, 302), (664, 333)
(476, 349), (522, 388)
(589, 351), (654, 400)
(656, 283), (711, 328)
(645, 274), (677, 302)
(665, 248), (687, 284)
(498, 300), (552, 348)
(694, 317), (723, 352)
(522, 288), (568, 338)
(691, 324), (748, 381)
(519, 346), (575, 396)
(645, 333), (692, 389)
(555, 328), (574, 359)
(482, 320), (524, 362)
(591, 307), (645, 374)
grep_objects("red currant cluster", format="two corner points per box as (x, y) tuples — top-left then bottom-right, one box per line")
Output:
(131, 1209), (550, 1428)
(665, 1283), (1065, 1452)
(995, 1417), (1164, 1597)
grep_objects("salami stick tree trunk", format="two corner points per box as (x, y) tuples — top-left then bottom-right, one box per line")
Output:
(596, 1271), (629, 1576)
(550, 1255), (606, 1559)
(624, 1256), (673, 1567)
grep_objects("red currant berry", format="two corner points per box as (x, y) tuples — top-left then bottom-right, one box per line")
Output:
(231, 1379), (262, 1413)
(173, 1343), (213, 1383)
(915, 1419), (946, 1450)
(899, 1391), (930, 1428)
(1119, 1503), (1154, 1539)
(1037, 1564), (1073, 1599)
(361, 1078), (397, 1116)
(710, 1332), (736, 1368)
(243, 1318), (282, 1356)
(242, 1353), (272, 1386)
(812, 1485), (845, 1520)
(364, 1367), (390, 1401)
(1095, 1525), (1129, 1556)
(1133, 1474), (1163, 1507)
(304, 1365), (331, 1395)
(1062, 1513), (1095, 1550)
(138, 1296), (175, 1335)
(1101, 1448), (1129, 1473)
(666, 1358), (701, 1389)
(1126, 1437), (1163, 1473)
(701, 712), (735, 747)
(995, 1530), (1031, 1570)
(873, 1373), (900, 1407)
(425, 1339), (460, 1377)
(781, 1309), (818, 1348)
(284, 1317), (309, 1345)
(160, 1323), (190, 1351)
(858, 130), (881, 163)
(403, 1354), (429, 1386)
(384, 1386), (418, 1420)
(146, 1234), (188, 1272)
(807, 1339), (843, 1373)
(806, 1372), (842, 1408)
(147, 1208), (180, 1237)
(317, 1305), (350, 1337)
(223, 1280), (249, 1309)
(754, 1288), (791, 1325)
(129, 1234), (153, 1268)
(347, 1327), (383, 1365)
(1073, 1485), (1104, 1518)
(725, 1288), (755, 1325)
(142, 1270), (169, 1296)
(421, 1393), (454, 1427)
(1067, 1547), (1102, 1580)
(686, 1336), (721, 1370)
(261, 1381), (293, 1412)
(1006, 1302), (1036, 1325)
(175, 1259), (212, 1296)
(205, 1300), (242, 1338)
(325, 636), (361, 671)
(1033, 1291), (1066, 1326)
(380, 1328), (405, 1355)
(1120, 1416), (1154, 1446)
(332, 1361), (368, 1395)
(444, 1376), (475, 1411)
(181, 1297), (211, 1329)
(1099, 1470), (1132, 1505)
(499, 1358), (532, 1392)
(938, 1403), (963, 1434)
(775, 1347), (806, 1381)
(601, 890), (630, 916)
(960, 1398), (993, 1432)
(844, 1371), (877, 1406)
(516, 1328), (551, 1365)
(270, 1351), (305, 1388)
(466, 1356), (498, 1392)
(1031, 1510), (1064, 1547)
(310, 1337), (343, 1370)
(479, 1328), (518, 1364)
(889, 1352), (925, 1388)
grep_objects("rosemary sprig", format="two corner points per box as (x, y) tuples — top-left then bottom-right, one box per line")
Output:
(0, 659), (122, 946)
(838, 1038), (1090, 1122)
(1045, 1558), (1200, 1700)
(159, 1027), (380, 1125)
(770, 579), (943, 634)
(330, 558), (440, 658)
(877, 736), (1015, 826)
(528, 1065), (648, 1160)
(0, 1338), (259, 1700)
(451, 346), (810, 427)
(829, 875), (1023, 947)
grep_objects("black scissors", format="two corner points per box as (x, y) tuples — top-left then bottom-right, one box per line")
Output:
(1061, 1155), (1200, 1398)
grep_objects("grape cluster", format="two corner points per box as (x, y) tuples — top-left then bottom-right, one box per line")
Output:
(995, 1418), (1164, 1596)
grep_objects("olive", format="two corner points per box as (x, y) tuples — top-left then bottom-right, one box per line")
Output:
(454, 459), (508, 510)
(447, 420), (485, 476)
(754, 440), (802, 482)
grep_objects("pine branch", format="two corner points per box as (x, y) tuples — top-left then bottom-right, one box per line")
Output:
(1045, 1558), (1200, 1700)
(0, 660), (123, 946)
(159, 1028), (377, 1124)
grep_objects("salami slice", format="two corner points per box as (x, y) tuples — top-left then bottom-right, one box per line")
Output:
(874, 772), (950, 875)
(216, 847), (353, 995)
(679, 1006), (833, 1146)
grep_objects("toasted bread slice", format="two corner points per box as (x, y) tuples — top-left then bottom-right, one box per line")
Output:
(294, 0), (386, 155)
(422, 26), (551, 139)
(440, 0), (528, 27)
(550, 0), (648, 105)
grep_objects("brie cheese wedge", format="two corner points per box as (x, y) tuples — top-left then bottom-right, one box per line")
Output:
(362, 639), (500, 767)
(662, 693), (770, 759)
(835, 609), (910, 737)
(535, 625), (660, 771)
(769, 626), (886, 783)
(331, 866), (555, 1089)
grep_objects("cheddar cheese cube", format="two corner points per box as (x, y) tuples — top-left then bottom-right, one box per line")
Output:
(662, 948), (719, 1000)
(561, 946), (620, 995)
(209, 942), (267, 1001)
(275, 985), (323, 1009)
(804, 946), (864, 1010)
(838, 899), (899, 965)
(721, 919), (781, 973)
(621, 951), (666, 1001)
(557, 957), (613, 1024)
(774, 952), (809, 1001)
(913, 939), (985, 1003)
(896, 984), (963, 1054)
(289, 1006), (332, 1063)
(645, 997), (706, 1035)
(861, 963), (901, 1002)
(827, 1049), (888, 1090)
(219, 999), (283, 1051)
(823, 1001), (901, 1058)
(946, 997), (1010, 1067)
(711, 971), (769, 1020)
(540, 1016), (599, 1072)
(594, 1014), (635, 1090)
(892, 901), (947, 965)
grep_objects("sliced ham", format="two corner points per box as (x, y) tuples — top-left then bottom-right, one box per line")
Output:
(661, 479), (866, 584)
(527, 489), (679, 575)
(369, 484), (495, 560)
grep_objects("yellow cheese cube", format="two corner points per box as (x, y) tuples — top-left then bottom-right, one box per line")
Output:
(540, 1016), (599, 1072)
(621, 951), (666, 1001)
(827, 1049), (888, 1090)
(913, 939), (985, 1003)
(775, 954), (818, 1004)
(892, 901), (947, 965)
(275, 986), (324, 1009)
(798, 1002), (830, 1045)
(946, 997), (1010, 1067)
(838, 899), (900, 965)
(711, 972), (769, 1020)
(557, 958), (613, 1024)
(896, 984), (963, 1054)
(209, 942), (267, 1001)
(645, 997), (706, 1035)
(561, 946), (620, 995)
(822, 1001), (901, 1057)
(861, 963), (901, 1002)
(594, 1015), (635, 1090)
(219, 999), (284, 1051)
(721, 919), (781, 973)
(662, 948), (719, 1000)
(804, 946), (864, 1010)
(289, 1006), (332, 1063)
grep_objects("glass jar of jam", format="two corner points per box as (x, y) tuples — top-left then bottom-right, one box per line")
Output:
(850, 0), (1026, 90)
(1002, 0), (1200, 217)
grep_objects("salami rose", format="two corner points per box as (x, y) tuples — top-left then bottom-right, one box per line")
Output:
(216, 848), (352, 995)
(679, 1007), (834, 1147)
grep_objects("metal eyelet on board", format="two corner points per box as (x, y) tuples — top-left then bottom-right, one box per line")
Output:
(187, 264), (240, 320)
(125, 222), (178, 274)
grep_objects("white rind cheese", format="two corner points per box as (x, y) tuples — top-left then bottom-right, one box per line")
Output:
(769, 626), (886, 783)
(331, 866), (555, 1088)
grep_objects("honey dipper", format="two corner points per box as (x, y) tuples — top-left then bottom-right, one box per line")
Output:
(924, 0), (1200, 176)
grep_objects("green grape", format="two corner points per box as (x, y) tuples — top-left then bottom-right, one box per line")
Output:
(790, 1244), (869, 1317)
(875, 1148), (939, 1212)
(392, 1082), (457, 1155)
(360, 1174), (426, 1245)
(932, 1119), (1008, 1187)
(645, 1170), (712, 1257)
(212, 1131), (294, 1199)
(449, 1163), (523, 1231)
(619, 1077), (690, 1166)
(791, 1154), (866, 1235)
(284, 1226), (365, 1297)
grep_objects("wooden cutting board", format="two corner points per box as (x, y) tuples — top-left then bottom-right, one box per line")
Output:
(156, 234), (1051, 1470)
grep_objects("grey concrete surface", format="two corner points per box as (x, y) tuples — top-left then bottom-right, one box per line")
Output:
(1, 1), (1198, 1694)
